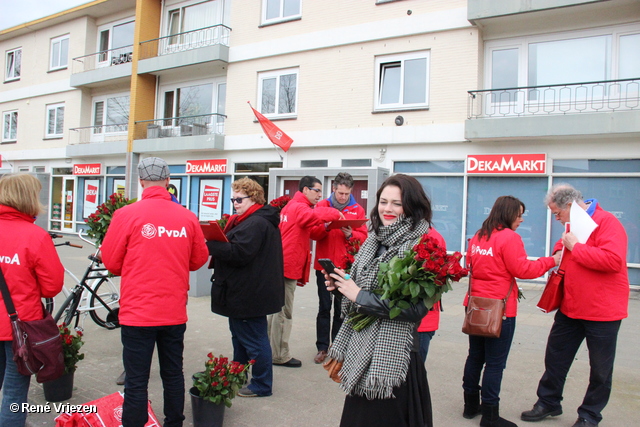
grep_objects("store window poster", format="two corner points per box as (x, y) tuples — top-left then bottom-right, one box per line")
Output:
(113, 179), (126, 196)
(169, 179), (182, 204)
(198, 179), (223, 221)
(83, 180), (100, 218)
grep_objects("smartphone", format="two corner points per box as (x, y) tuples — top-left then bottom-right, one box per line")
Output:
(318, 258), (337, 275)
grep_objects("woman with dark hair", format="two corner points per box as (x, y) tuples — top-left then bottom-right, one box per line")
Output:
(462, 196), (559, 427)
(325, 174), (437, 427)
(0, 174), (64, 426)
(206, 177), (284, 397)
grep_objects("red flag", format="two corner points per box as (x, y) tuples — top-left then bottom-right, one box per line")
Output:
(249, 105), (293, 152)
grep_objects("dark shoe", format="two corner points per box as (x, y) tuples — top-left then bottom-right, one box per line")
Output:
(571, 418), (598, 427)
(273, 357), (302, 368)
(521, 404), (562, 422)
(314, 350), (328, 364)
(480, 404), (518, 427)
(463, 391), (481, 419)
(116, 370), (126, 386)
(237, 387), (259, 397)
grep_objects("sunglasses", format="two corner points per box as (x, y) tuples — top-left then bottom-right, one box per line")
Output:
(230, 196), (250, 204)
(307, 187), (322, 193)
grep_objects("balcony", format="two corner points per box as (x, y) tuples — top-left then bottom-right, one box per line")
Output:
(69, 45), (134, 88)
(467, 0), (607, 22)
(138, 25), (230, 76)
(67, 124), (129, 157)
(133, 113), (225, 153)
(466, 79), (640, 141)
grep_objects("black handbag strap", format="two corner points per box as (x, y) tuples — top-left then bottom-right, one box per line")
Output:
(0, 267), (19, 321)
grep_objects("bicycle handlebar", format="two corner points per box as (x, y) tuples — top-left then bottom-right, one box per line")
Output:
(49, 232), (84, 249)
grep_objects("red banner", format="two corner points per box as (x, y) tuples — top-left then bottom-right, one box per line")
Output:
(73, 163), (102, 175)
(186, 159), (227, 174)
(201, 185), (220, 209)
(249, 105), (293, 152)
(467, 154), (546, 174)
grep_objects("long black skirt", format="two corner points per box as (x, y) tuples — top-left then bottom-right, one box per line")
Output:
(339, 351), (433, 427)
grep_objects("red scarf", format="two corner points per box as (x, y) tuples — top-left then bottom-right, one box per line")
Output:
(223, 203), (264, 233)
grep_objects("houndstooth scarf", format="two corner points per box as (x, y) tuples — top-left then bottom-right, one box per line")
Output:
(328, 217), (430, 399)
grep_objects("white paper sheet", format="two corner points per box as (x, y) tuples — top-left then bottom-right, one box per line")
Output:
(569, 201), (598, 243)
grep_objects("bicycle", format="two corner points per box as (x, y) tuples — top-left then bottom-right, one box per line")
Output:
(46, 231), (120, 330)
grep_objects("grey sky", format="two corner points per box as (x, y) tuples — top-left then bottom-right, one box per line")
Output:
(0, 0), (89, 31)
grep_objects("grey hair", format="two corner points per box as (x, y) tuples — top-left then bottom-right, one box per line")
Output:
(332, 172), (354, 189)
(544, 183), (583, 209)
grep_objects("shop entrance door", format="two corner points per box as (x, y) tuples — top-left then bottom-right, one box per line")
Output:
(61, 177), (76, 231)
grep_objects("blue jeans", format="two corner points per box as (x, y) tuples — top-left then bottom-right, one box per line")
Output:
(535, 310), (621, 424)
(0, 341), (31, 427)
(228, 316), (273, 396)
(419, 331), (435, 364)
(121, 324), (186, 427)
(315, 270), (343, 351)
(462, 316), (516, 405)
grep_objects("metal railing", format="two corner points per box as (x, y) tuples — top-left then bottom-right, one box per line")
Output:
(134, 113), (226, 140)
(71, 45), (134, 74)
(69, 124), (129, 145)
(468, 78), (640, 119)
(139, 24), (231, 60)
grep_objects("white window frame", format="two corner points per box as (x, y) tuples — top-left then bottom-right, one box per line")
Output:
(96, 18), (135, 67)
(257, 67), (299, 119)
(46, 103), (65, 138)
(374, 50), (430, 111)
(50, 34), (70, 71)
(91, 93), (130, 142)
(2, 110), (18, 142)
(5, 48), (21, 81)
(261, 0), (302, 25)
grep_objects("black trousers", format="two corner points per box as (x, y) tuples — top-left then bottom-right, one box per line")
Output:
(535, 310), (621, 424)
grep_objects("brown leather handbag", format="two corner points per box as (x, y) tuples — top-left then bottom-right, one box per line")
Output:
(323, 357), (342, 383)
(461, 263), (513, 339)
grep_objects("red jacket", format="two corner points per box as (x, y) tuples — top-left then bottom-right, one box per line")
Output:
(0, 206), (64, 340)
(280, 192), (342, 280)
(466, 228), (555, 317)
(310, 195), (368, 270)
(418, 228), (445, 333)
(101, 186), (209, 327)
(554, 204), (629, 321)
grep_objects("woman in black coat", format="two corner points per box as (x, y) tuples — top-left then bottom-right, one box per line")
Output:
(206, 178), (284, 397)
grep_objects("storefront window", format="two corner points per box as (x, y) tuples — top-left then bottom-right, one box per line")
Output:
(552, 159), (640, 173)
(396, 161), (464, 173)
(467, 177), (548, 258)
(416, 176), (464, 252)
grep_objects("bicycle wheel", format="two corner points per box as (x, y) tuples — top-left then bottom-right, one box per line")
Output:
(43, 298), (54, 315)
(54, 291), (79, 327)
(89, 277), (120, 329)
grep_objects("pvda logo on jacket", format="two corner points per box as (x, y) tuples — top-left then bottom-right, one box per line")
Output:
(141, 223), (187, 239)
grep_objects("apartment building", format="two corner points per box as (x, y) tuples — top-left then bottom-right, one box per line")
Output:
(1, 0), (638, 283)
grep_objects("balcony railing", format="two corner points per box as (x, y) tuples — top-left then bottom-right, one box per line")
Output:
(69, 124), (129, 145)
(468, 78), (640, 119)
(134, 113), (226, 140)
(139, 24), (231, 60)
(71, 45), (134, 74)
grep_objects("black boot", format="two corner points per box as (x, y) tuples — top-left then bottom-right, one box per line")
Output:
(480, 404), (518, 427)
(463, 392), (481, 419)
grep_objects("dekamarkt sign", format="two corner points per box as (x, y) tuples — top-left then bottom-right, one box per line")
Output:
(466, 154), (546, 174)
(186, 159), (227, 174)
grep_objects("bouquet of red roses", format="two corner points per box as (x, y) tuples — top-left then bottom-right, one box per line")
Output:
(347, 233), (468, 331)
(343, 237), (362, 273)
(269, 195), (291, 212)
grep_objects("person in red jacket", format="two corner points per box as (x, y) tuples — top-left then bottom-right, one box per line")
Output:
(309, 172), (367, 364)
(521, 184), (629, 427)
(463, 196), (559, 427)
(417, 227), (446, 364)
(268, 176), (343, 368)
(0, 174), (64, 427)
(101, 157), (209, 427)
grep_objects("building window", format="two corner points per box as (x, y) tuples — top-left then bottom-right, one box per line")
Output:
(97, 20), (134, 65)
(50, 35), (69, 70)
(5, 48), (21, 81)
(375, 51), (430, 111)
(262, 0), (301, 24)
(342, 159), (372, 167)
(258, 68), (298, 117)
(2, 111), (18, 142)
(33, 166), (46, 173)
(92, 94), (130, 134)
(46, 104), (65, 138)
(301, 160), (327, 168)
(167, 0), (223, 46)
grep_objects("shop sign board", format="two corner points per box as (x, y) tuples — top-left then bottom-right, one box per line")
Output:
(198, 179), (223, 221)
(466, 154), (546, 174)
(186, 159), (227, 174)
(74, 163), (102, 175)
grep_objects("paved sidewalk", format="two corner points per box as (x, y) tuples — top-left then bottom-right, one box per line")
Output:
(11, 236), (640, 426)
